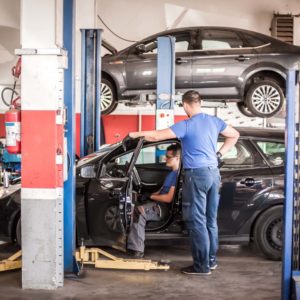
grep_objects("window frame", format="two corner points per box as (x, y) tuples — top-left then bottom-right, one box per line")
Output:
(198, 29), (246, 51)
(252, 139), (285, 168)
(218, 139), (256, 169)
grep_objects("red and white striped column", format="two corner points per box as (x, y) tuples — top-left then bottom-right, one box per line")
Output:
(19, 0), (65, 289)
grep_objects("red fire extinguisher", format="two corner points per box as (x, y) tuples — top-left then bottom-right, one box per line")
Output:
(4, 57), (22, 154)
(5, 106), (21, 154)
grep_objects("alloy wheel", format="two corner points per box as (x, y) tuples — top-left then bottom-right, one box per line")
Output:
(251, 84), (281, 115)
(101, 82), (114, 112)
(104, 205), (119, 231)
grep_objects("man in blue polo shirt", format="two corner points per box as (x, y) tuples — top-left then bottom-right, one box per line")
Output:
(129, 90), (239, 275)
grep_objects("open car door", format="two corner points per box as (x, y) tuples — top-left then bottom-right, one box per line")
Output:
(82, 138), (144, 251)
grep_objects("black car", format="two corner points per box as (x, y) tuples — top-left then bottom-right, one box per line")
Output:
(0, 128), (285, 260)
(101, 26), (300, 118)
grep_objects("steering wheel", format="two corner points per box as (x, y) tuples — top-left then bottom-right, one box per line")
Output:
(132, 166), (142, 189)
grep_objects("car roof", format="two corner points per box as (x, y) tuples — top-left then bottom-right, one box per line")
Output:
(237, 127), (284, 139)
(138, 26), (277, 44)
(118, 26), (299, 54)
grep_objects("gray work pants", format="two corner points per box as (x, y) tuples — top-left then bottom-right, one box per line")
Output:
(127, 202), (161, 253)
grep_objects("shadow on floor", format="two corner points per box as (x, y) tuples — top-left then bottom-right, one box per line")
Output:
(0, 244), (281, 300)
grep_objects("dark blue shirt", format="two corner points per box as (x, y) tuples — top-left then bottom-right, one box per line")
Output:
(170, 113), (226, 169)
(159, 170), (178, 195)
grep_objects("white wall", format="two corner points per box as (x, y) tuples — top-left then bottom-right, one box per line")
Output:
(0, 0), (20, 84)
(0, 0), (299, 114)
(97, 0), (300, 51)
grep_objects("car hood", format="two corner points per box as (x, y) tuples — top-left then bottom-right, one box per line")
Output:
(102, 39), (117, 55)
(0, 183), (21, 200)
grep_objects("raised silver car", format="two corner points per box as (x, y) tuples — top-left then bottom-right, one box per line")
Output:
(101, 26), (300, 117)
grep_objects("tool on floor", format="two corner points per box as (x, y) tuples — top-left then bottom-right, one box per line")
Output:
(0, 250), (21, 272)
(75, 245), (169, 271)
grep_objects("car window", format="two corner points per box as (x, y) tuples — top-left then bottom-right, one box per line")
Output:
(77, 144), (118, 167)
(202, 40), (231, 49)
(256, 141), (285, 166)
(200, 29), (245, 50)
(142, 32), (194, 54)
(117, 152), (133, 165)
(242, 33), (267, 47)
(104, 142), (176, 177)
(175, 41), (189, 52)
(217, 141), (254, 168)
(136, 143), (174, 164)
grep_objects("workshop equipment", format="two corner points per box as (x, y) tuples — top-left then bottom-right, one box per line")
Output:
(5, 106), (21, 154)
(0, 250), (21, 272)
(75, 245), (169, 271)
(2, 58), (22, 155)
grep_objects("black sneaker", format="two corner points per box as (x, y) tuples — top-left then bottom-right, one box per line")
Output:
(181, 265), (211, 276)
(127, 249), (144, 258)
(210, 262), (218, 270)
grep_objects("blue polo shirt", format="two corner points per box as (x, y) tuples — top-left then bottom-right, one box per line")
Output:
(170, 113), (227, 169)
(159, 170), (178, 194)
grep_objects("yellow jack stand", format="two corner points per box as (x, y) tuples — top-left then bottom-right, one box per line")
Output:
(75, 246), (169, 271)
(0, 250), (22, 272)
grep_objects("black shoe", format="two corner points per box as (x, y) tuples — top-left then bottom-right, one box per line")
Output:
(181, 265), (211, 276)
(210, 262), (218, 270)
(127, 249), (144, 258)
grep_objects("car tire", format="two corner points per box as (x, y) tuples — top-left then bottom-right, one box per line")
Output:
(245, 80), (284, 118)
(253, 205), (283, 260)
(237, 102), (255, 117)
(16, 218), (21, 246)
(104, 203), (122, 232)
(101, 78), (118, 115)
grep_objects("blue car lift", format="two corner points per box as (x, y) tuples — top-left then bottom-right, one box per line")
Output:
(63, 0), (77, 274)
(74, 30), (170, 272)
(156, 36), (176, 130)
(283, 69), (300, 300)
(80, 29), (102, 156)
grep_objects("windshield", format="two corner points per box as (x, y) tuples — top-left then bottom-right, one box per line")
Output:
(77, 143), (120, 167)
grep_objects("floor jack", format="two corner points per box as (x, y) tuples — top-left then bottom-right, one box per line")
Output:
(0, 250), (21, 272)
(0, 246), (169, 273)
(75, 245), (170, 271)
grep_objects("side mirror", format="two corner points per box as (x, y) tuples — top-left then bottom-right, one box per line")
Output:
(135, 44), (146, 54)
(80, 165), (96, 178)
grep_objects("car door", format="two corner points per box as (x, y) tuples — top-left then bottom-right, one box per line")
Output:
(134, 141), (180, 192)
(83, 138), (144, 251)
(124, 31), (194, 92)
(218, 138), (273, 235)
(192, 28), (258, 100)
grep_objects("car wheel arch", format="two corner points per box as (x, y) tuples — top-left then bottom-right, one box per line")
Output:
(242, 69), (286, 97)
(102, 71), (120, 97)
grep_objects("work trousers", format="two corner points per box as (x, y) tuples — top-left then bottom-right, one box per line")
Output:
(183, 167), (221, 273)
(127, 202), (161, 253)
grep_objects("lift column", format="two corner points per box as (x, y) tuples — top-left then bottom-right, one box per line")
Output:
(282, 69), (300, 299)
(80, 29), (102, 156)
(63, 0), (76, 274)
(18, 0), (66, 289)
(156, 36), (176, 130)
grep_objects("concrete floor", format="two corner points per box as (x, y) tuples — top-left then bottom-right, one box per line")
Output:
(0, 243), (281, 300)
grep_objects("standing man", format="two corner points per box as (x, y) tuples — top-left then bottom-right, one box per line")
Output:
(129, 90), (239, 275)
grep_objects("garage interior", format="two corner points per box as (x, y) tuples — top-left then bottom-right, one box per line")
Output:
(0, 0), (299, 299)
